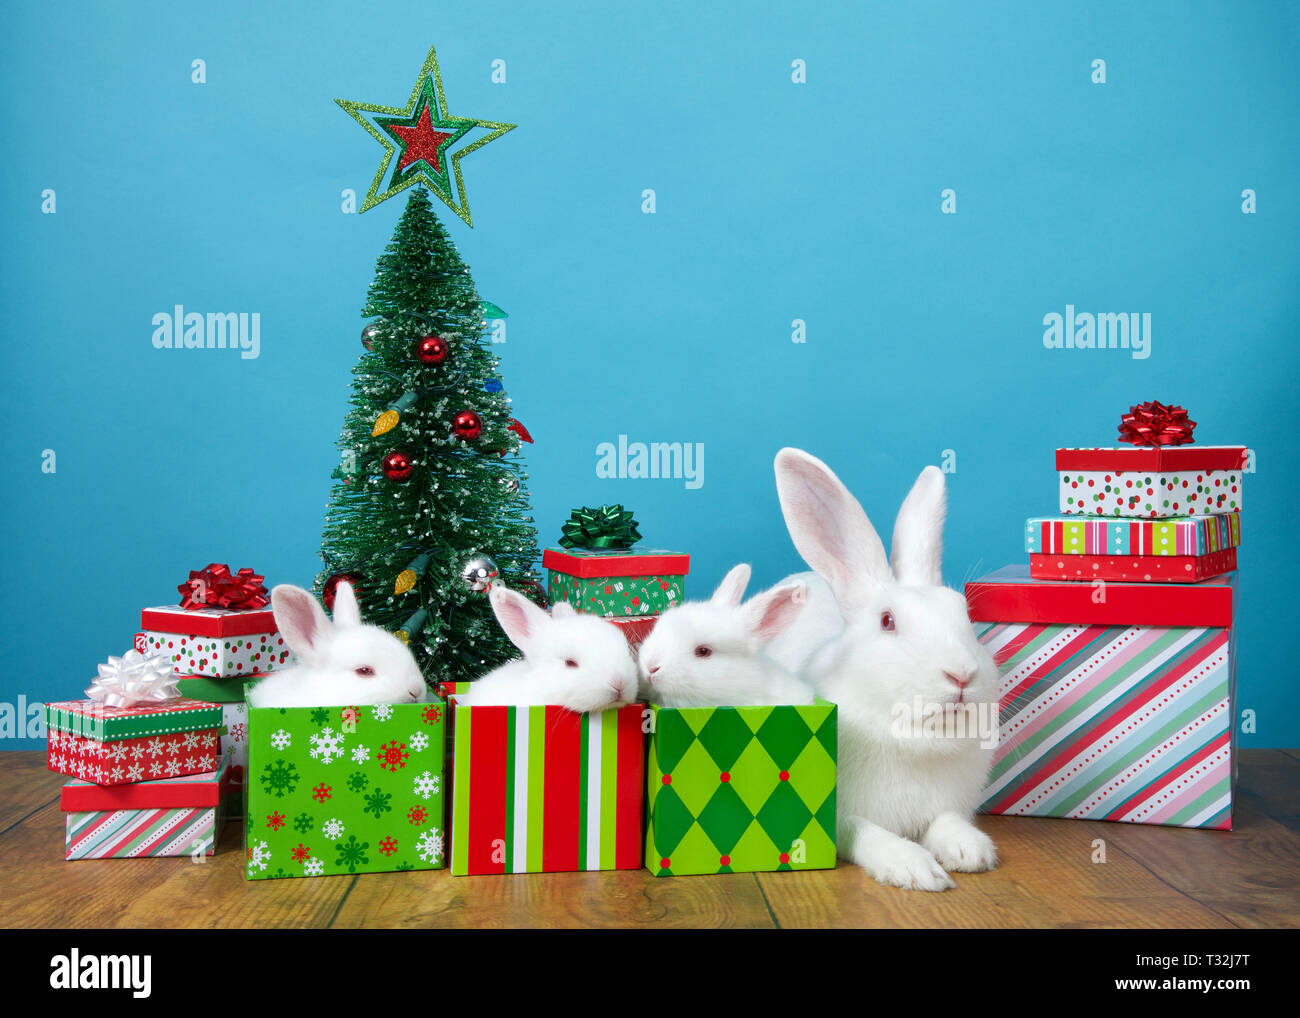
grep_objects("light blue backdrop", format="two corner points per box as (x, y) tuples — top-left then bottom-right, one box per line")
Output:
(2, 1), (1296, 748)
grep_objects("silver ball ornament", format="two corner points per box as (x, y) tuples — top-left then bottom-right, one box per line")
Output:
(460, 555), (500, 592)
(361, 323), (383, 350)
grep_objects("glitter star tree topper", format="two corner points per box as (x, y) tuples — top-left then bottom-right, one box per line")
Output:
(336, 45), (515, 225)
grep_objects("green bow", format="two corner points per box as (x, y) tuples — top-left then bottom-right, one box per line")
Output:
(558, 505), (642, 550)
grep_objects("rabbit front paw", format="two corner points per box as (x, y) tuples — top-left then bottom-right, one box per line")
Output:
(868, 839), (956, 892)
(922, 812), (998, 873)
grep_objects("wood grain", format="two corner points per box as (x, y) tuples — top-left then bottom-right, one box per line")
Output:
(0, 750), (1295, 929)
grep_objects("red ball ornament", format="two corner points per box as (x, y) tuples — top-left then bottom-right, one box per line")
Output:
(416, 334), (450, 365)
(381, 449), (415, 481)
(451, 410), (483, 440)
(323, 572), (363, 612)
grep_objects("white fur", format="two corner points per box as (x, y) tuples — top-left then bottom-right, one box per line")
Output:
(773, 448), (1000, 892)
(637, 563), (815, 708)
(247, 582), (428, 708)
(455, 587), (638, 713)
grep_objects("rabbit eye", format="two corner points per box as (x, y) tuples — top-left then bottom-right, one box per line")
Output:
(564, 659), (579, 669)
(355, 666), (375, 677)
(880, 611), (896, 633)
(694, 645), (713, 658)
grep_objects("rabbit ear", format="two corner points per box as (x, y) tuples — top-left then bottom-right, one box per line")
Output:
(271, 585), (333, 663)
(711, 564), (752, 607)
(891, 465), (946, 587)
(551, 600), (577, 619)
(331, 581), (363, 628)
(774, 448), (890, 617)
(489, 585), (551, 653)
(741, 581), (807, 646)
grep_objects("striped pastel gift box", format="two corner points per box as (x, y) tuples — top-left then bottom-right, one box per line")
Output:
(966, 566), (1235, 830)
(449, 702), (644, 875)
(1025, 511), (1241, 557)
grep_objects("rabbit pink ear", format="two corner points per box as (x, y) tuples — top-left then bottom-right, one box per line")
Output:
(711, 564), (751, 607)
(331, 581), (363, 628)
(271, 585), (332, 663)
(891, 465), (946, 587)
(774, 448), (890, 617)
(741, 582), (807, 646)
(489, 586), (550, 652)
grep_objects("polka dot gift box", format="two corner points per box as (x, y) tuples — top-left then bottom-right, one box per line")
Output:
(1057, 445), (1246, 520)
(964, 566), (1237, 830)
(138, 606), (292, 679)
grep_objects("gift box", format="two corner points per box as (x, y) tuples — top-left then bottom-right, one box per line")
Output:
(1025, 511), (1242, 558)
(965, 565), (1236, 830)
(448, 700), (645, 875)
(542, 547), (689, 617)
(138, 605), (292, 679)
(44, 698), (223, 786)
(244, 698), (446, 879)
(644, 700), (837, 875)
(1029, 548), (1237, 583)
(606, 615), (657, 654)
(61, 751), (237, 859)
(1057, 446), (1246, 519)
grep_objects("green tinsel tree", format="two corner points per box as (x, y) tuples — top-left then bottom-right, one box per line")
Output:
(317, 186), (541, 687)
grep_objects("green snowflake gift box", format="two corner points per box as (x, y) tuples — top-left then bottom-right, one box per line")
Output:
(244, 699), (446, 880)
(645, 700), (838, 876)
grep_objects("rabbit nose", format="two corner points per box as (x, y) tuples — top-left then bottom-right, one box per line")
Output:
(944, 668), (975, 689)
(646, 663), (661, 676)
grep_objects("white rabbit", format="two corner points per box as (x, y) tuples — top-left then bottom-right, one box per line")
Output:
(637, 563), (815, 708)
(454, 586), (639, 713)
(246, 582), (427, 709)
(764, 571), (845, 677)
(774, 448), (1000, 892)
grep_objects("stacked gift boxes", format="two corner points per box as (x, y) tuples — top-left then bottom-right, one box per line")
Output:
(541, 506), (690, 653)
(969, 410), (1245, 829)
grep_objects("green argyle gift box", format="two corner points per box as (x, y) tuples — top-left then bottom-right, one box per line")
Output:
(644, 699), (837, 875)
(244, 698), (447, 880)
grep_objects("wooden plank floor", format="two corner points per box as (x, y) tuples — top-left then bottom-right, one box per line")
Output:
(2, 749), (1296, 929)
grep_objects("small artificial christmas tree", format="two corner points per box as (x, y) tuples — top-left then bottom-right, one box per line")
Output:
(317, 186), (540, 687)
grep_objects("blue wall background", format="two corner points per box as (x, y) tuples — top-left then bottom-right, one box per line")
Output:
(2, 1), (1296, 748)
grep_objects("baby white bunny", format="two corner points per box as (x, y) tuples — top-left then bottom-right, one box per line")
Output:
(455, 586), (639, 713)
(774, 448), (1000, 892)
(247, 582), (427, 708)
(637, 564), (815, 708)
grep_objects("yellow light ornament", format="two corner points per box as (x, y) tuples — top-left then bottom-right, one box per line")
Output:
(371, 391), (417, 437)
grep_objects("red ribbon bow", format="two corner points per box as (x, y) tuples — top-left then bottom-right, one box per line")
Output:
(178, 563), (270, 610)
(1118, 401), (1197, 446)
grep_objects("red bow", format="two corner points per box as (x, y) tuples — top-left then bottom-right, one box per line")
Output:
(1118, 401), (1197, 446)
(178, 563), (270, 610)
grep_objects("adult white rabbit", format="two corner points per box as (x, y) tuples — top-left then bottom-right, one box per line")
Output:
(247, 581), (428, 708)
(773, 448), (1000, 892)
(637, 563), (815, 708)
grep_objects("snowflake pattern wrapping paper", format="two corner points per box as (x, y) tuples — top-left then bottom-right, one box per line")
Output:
(244, 698), (446, 879)
(542, 548), (689, 617)
(966, 566), (1236, 829)
(43, 698), (223, 786)
(644, 700), (838, 876)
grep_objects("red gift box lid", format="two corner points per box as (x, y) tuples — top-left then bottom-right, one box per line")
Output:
(140, 604), (277, 638)
(1055, 446), (1247, 472)
(59, 749), (234, 812)
(542, 547), (690, 578)
(965, 565), (1235, 628)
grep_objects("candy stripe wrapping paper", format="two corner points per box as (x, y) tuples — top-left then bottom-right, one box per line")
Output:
(449, 702), (644, 875)
(1025, 512), (1241, 557)
(65, 806), (217, 859)
(967, 568), (1236, 830)
(1029, 548), (1237, 583)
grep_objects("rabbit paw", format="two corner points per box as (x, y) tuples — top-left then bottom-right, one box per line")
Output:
(868, 839), (956, 892)
(923, 813), (998, 873)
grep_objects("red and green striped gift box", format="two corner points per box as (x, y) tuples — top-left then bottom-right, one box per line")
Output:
(449, 702), (645, 875)
(966, 566), (1236, 830)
